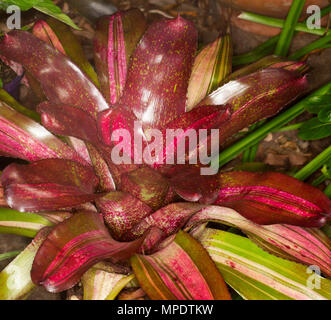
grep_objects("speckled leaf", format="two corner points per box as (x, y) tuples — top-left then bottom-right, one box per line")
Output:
(0, 208), (53, 237)
(0, 31), (109, 118)
(0, 101), (87, 164)
(185, 206), (331, 277)
(131, 230), (231, 300)
(96, 191), (152, 240)
(200, 69), (308, 146)
(127, 202), (204, 241)
(199, 229), (331, 300)
(119, 16), (197, 130)
(215, 171), (330, 227)
(94, 9), (147, 104)
(1, 159), (100, 212)
(31, 210), (144, 293)
(186, 35), (232, 111)
(0, 228), (50, 300)
(37, 101), (99, 144)
(120, 167), (170, 211)
(33, 18), (99, 87)
(222, 55), (307, 85)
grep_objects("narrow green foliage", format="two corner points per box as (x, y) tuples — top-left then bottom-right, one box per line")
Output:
(274, 0), (305, 56)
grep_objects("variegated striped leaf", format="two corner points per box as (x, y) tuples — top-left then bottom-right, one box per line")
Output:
(199, 229), (331, 300)
(94, 9), (147, 105)
(185, 206), (331, 278)
(131, 230), (231, 300)
(186, 35), (232, 111)
(82, 266), (134, 300)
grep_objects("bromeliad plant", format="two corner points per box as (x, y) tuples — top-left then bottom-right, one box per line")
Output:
(0, 8), (330, 300)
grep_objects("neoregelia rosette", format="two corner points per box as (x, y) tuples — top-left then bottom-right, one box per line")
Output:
(0, 9), (330, 300)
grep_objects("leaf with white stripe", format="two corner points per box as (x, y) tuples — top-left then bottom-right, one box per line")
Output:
(199, 228), (331, 300)
(0, 208), (53, 237)
(185, 206), (331, 278)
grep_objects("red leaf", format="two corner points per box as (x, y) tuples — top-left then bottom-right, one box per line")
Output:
(0, 101), (87, 164)
(200, 68), (308, 147)
(0, 31), (109, 118)
(127, 202), (205, 240)
(37, 102), (99, 145)
(166, 165), (220, 204)
(119, 16), (197, 130)
(153, 105), (231, 168)
(31, 211), (144, 292)
(215, 171), (330, 227)
(1, 159), (100, 212)
(94, 9), (147, 104)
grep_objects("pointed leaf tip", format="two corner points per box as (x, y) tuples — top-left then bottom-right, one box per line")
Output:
(119, 16), (198, 130)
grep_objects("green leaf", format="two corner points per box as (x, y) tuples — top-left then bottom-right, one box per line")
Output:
(0, 0), (80, 30)
(0, 251), (20, 262)
(0, 0), (36, 11)
(33, 5), (80, 30)
(298, 117), (331, 140)
(199, 229), (331, 300)
(0, 208), (53, 237)
(305, 94), (331, 114)
(185, 206), (331, 277)
(186, 35), (232, 111)
(318, 104), (331, 123)
(0, 228), (50, 300)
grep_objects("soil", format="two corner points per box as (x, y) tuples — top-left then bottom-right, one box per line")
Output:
(0, 0), (330, 300)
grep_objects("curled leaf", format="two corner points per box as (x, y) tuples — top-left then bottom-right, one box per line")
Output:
(200, 68), (308, 146)
(127, 202), (204, 241)
(120, 167), (170, 211)
(96, 191), (152, 240)
(31, 211), (145, 293)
